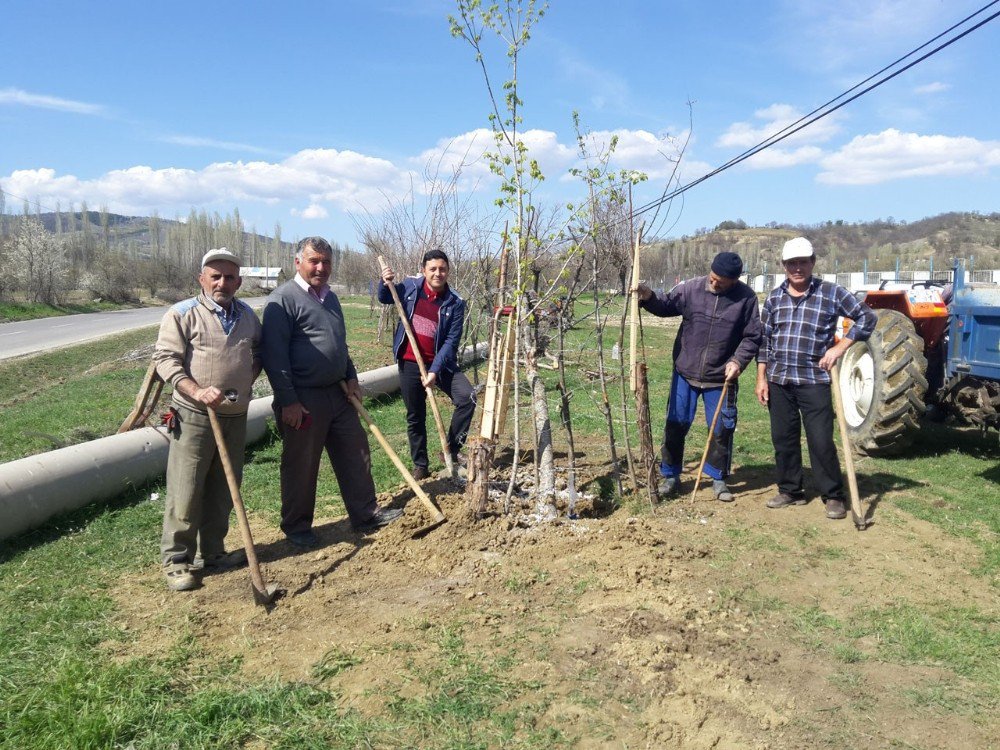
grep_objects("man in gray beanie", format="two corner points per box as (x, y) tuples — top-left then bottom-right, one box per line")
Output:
(637, 251), (762, 502)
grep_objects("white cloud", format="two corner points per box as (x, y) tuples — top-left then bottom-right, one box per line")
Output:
(161, 135), (278, 155)
(817, 129), (1000, 184)
(745, 146), (825, 170)
(0, 87), (105, 115)
(0, 129), (690, 219)
(292, 203), (329, 220)
(717, 104), (841, 150)
(913, 82), (950, 95)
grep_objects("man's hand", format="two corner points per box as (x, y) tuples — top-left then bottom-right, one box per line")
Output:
(755, 363), (769, 406)
(755, 378), (769, 406)
(819, 338), (853, 371)
(344, 378), (364, 403)
(381, 265), (395, 286)
(281, 402), (310, 429)
(724, 361), (741, 382)
(635, 283), (653, 302)
(194, 386), (224, 407)
(421, 371), (438, 389)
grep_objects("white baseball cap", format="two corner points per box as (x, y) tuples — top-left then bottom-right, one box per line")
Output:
(201, 247), (243, 268)
(781, 237), (814, 262)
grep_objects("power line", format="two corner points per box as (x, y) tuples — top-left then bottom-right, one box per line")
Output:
(628, 1), (1000, 229)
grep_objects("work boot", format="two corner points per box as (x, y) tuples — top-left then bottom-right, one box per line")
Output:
(766, 492), (807, 509)
(163, 556), (197, 592)
(412, 466), (430, 481)
(657, 476), (679, 499)
(713, 479), (734, 503)
(825, 498), (848, 520)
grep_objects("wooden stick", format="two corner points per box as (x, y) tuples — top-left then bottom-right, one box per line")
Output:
(689, 381), (729, 502)
(377, 255), (455, 477)
(340, 382), (446, 524)
(207, 407), (276, 606)
(831, 363), (867, 530)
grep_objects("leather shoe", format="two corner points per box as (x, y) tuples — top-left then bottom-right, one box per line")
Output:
(285, 530), (320, 548)
(412, 466), (430, 480)
(825, 498), (847, 520)
(353, 507), (404, 533)
(192, 549), (247, 571)
(766, 492), (807, 509)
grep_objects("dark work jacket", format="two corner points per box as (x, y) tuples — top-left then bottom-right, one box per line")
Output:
(640, 276), (762, 386)
(378, 276), (466, 375)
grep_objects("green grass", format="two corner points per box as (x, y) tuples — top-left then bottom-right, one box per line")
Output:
(0, 298), (130, 323)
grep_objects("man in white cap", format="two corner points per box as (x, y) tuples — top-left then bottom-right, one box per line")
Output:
(153, 248), (263, 591)
(755, 237), (876, 520)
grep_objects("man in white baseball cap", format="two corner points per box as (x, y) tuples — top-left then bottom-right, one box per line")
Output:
(153, 247), (262, 591)
(755, 237), (876, 521)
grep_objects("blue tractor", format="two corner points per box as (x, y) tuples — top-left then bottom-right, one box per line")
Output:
(837, 259), (1000, 455)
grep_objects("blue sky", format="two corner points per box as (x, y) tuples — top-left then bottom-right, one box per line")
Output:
(2, 0), (998, 248)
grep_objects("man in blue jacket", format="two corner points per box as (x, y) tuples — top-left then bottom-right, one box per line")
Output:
(638, 252), (762, 502)
(379, 249), (475, 480)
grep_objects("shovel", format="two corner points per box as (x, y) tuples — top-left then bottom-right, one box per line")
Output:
(207, 391), (280, 605)
(830, 364), (870, 531)
(339, 381), (447, 530)
(689, 381), (729, 502)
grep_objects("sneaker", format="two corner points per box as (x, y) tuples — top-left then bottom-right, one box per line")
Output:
(825, 498), (848, 520)
(353, 507), (404, 533)
(163, 557), (197, 592)
(285, 530), (320, 548)
(657, 476), (679, 498)
(712, 480), (734, 503)
(766, 492), (807, 509)
(412, 466), (430, 481)
(192, 549), (248, 571)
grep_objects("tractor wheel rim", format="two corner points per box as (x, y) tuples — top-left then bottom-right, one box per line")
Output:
(840, 346), (874, 427)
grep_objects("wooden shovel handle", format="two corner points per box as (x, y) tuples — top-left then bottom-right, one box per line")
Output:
(690, 381), (729, 502)
(340, 382), (446, 523)
(207, 407), (272, 601)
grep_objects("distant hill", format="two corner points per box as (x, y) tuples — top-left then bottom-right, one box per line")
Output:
(643, 212), (1000, 281)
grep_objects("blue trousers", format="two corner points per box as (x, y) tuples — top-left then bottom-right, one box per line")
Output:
(660, 372), (737, 480)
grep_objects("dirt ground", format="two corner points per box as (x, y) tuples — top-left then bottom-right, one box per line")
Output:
(110, 453), (995, 749)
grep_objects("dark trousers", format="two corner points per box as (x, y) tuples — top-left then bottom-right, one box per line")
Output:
(767, 381), (844, 500)
(398, 360), (476, 469)
(660, 372), (737, 480)
(273, 386), (378, 534)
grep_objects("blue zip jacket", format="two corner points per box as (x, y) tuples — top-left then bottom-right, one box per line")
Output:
(378, 276), (466, 375)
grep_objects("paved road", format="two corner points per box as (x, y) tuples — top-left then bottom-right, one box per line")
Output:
(0, 297), (268, 360)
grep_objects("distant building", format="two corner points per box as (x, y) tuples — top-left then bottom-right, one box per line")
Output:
(241, 266), (284, 290)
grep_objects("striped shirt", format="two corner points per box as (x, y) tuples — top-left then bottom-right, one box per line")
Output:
(759, 277), (876, 386)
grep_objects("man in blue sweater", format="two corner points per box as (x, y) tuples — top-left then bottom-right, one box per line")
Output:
(638, 252), (762, 502)
(261, 237), (402, 547)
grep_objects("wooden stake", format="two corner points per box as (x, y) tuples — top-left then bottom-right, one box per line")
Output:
(628, 228), (643, 394)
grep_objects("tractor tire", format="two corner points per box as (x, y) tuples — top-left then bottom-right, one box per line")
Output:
(837, 308), (928, 456)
